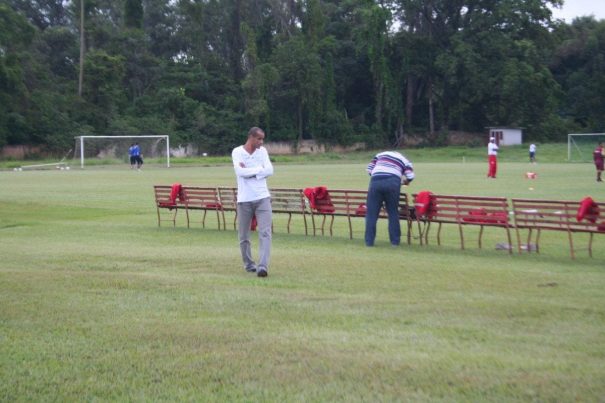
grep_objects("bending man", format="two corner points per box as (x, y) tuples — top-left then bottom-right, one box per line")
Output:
(365, 151), (415, 247)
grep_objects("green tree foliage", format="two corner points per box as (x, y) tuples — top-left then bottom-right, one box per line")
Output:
(0, 3), (36, 146)
(550, 17), (605, 133)
(124, 0), (143, 29)
(1, 0), (602, 154)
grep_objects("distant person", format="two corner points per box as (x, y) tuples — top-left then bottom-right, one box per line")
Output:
(232, 127), (274, 277)
(128, 143), (137, 169)
(594, 141), (604, 182)
(364, 151), (415, 247)
(529, 143), (536, 163)
(487, 137), (499, 178)
(133, 142), (143, 170)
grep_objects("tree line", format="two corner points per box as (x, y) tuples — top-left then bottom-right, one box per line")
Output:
(1, 0), (605, 155)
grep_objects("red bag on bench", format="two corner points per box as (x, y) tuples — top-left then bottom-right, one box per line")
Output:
(414, 191), (435, 218)
(304, 186), (335, 213)
(577, 197), (599, 223)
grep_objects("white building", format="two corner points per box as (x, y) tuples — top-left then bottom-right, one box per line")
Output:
(487, 127), (523, 146)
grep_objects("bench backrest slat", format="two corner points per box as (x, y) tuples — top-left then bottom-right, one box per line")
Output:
(270, 188), (306, 213)
(218, 187), (238, 211)
(181, 186), (220, 207)
(511, 198), (604, 232)
(415, 193), (510, 226)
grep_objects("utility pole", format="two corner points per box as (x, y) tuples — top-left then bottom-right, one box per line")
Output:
(78, 0), (85, 97)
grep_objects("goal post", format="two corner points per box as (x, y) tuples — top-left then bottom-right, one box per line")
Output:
(74, 135), (170, 168)
(568, 133), (605, 162)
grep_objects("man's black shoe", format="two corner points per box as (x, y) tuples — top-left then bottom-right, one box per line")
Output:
(246, 267), (257, 273)
(257, 269), (268, 277)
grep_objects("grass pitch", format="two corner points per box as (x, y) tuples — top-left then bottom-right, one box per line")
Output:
(0, 159), (604, 402)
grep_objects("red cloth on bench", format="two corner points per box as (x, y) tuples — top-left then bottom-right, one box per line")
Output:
(463, 208), (507, 224)
(159, 183), (183, 208)
(577, 197), (599, 223)
(303, 186), (335, 213)
(170, 183), (183, 203)
(355, 203), (367, 216)
(414, 191), (435, 218)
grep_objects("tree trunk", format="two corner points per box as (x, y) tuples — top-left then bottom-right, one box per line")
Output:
(78, 0), (85, 97)
(230, 0), (243, 81)
(428, 78), (435, 136)
(375, 80), (384, 128)
(298, 99), (303, 142)
(405, 75), (414, 129)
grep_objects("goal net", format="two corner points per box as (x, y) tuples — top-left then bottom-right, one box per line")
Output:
(568, 133), (605, 162)
(74, 135), (170, 168)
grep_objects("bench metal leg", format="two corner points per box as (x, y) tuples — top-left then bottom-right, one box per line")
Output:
(302, 213), (308, 236)
(157, 206), (178, 227)
(505, 227), (513, 254)
(220, 210), (226, 230)
(478, 225), (484, 249)
(424, 222), (431, 245)
(458, 223), (465, 250)
(515, 227), (523, 253)
(415, 219), (423, 245)
(437, 223), (442, 246)
(347, 216), (353, 239)
(589, 232), (594, 258)
(526, 229), (534, 253)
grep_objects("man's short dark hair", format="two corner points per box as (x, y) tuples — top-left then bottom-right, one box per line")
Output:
(248, 127), (264, 137)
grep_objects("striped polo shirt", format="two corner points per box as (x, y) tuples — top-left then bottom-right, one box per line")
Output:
(366, 151), (415, 182)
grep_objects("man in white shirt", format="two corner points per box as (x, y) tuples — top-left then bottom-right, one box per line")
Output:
(487, 137), (499, 178)
(529, 143), (536, 163)
(232, 127), (274, 277)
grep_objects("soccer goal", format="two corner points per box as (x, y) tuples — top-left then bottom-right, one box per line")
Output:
(568, 133), (605, 162)
(74, 135), (170, 168)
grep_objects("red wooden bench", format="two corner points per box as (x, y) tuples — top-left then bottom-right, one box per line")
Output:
(217, 187), (308, 234)
(413, 194), (513, 253)
(305, 188), (413, 242)
(511, 198), (605, 258)
(153, 185), (184, 227)
(270, 188), (309, 235)
(181, 186), (222, 229)
(217, 186), (238, 230)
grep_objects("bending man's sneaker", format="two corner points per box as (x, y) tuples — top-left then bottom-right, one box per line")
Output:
(257, 269), (268, 277)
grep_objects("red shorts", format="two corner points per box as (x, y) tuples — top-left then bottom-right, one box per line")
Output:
(596, 160), (604, 171)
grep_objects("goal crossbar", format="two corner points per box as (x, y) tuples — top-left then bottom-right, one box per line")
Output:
(74, 135), (170, 168)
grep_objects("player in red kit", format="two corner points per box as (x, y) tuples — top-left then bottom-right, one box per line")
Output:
(487, 137), (499, 178)
(594, 142), (604, 182)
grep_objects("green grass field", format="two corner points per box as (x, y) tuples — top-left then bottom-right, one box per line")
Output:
(1, 157), (604, 401)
